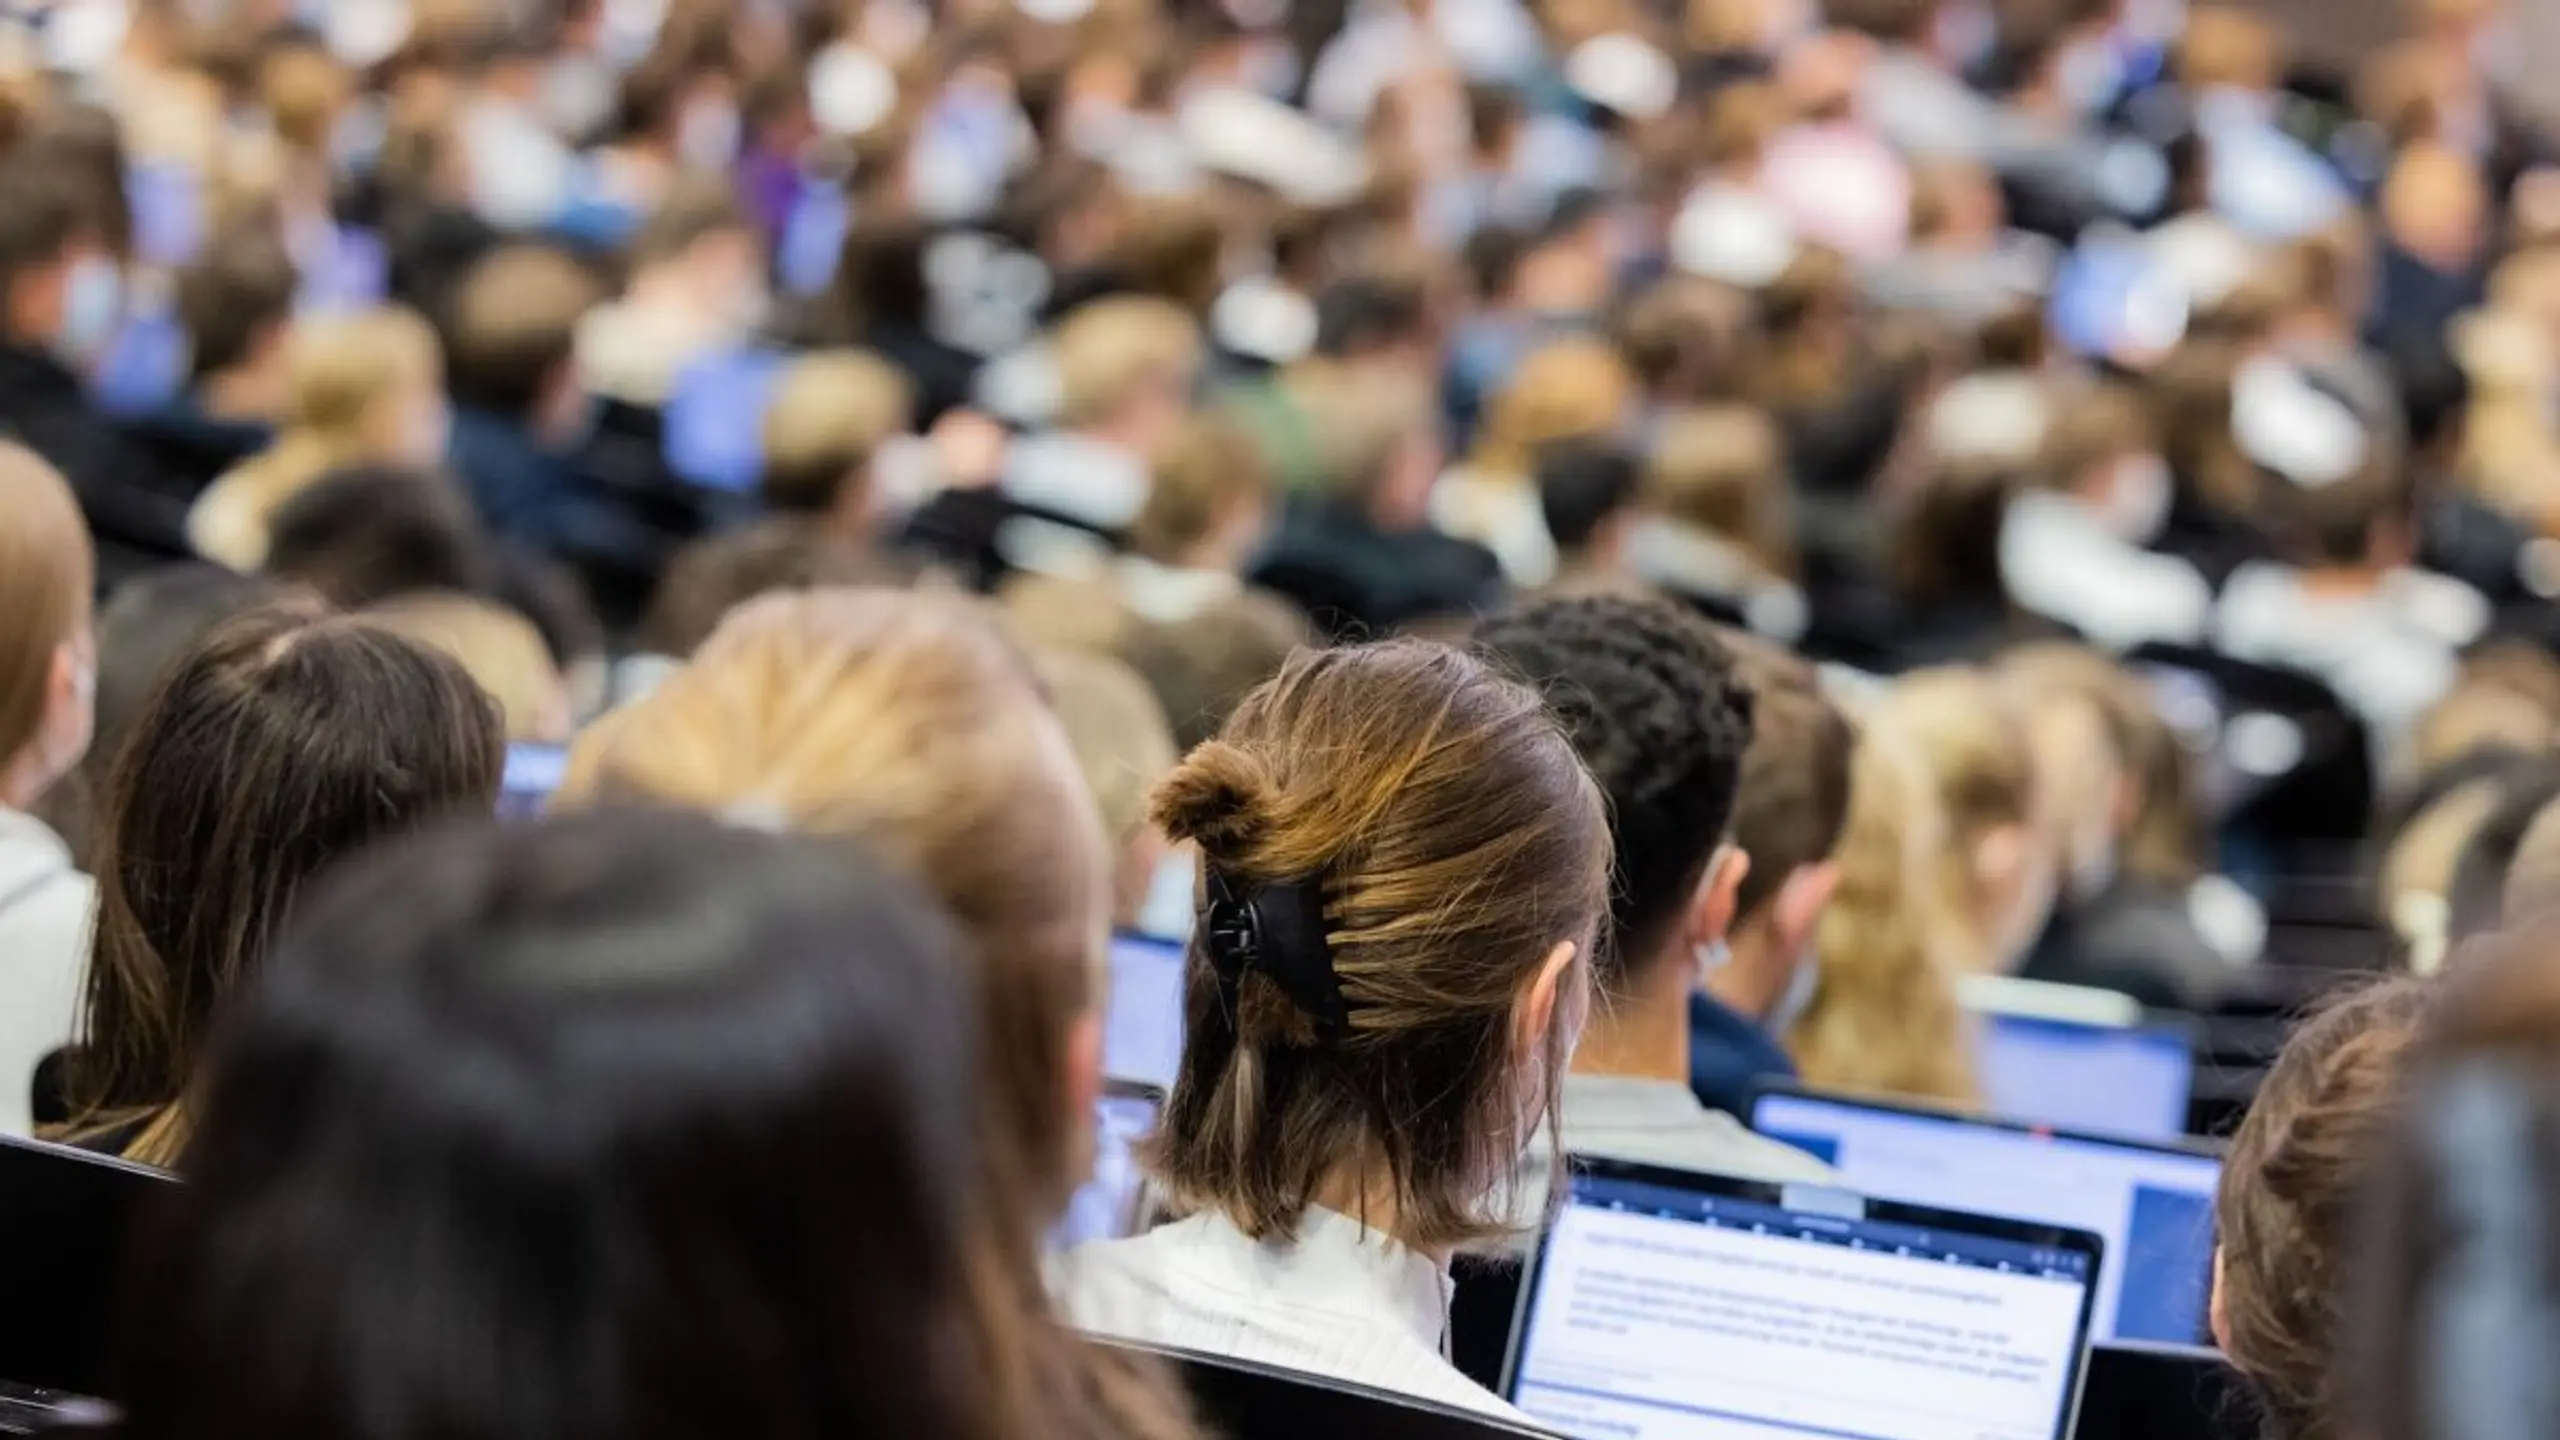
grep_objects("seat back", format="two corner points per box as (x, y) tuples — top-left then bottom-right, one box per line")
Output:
(2073, 1342), (2252, 1440)
(1101, 1340), (1563, 1440)
(0, 1135), (175, 1399)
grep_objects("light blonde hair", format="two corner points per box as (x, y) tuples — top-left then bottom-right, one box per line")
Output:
(1887, 668), (2044, 972)
(189, 308), (442, 569)
(759, 349), (914, 518)
(365, 592), (571, 744)
(1645, 405), (1795, 576)
(1789, 720), (1980, 1106)
(1469, 336), (1635, 476)
(0, 444), (94, 768)
(1052, 296), (1202, 429)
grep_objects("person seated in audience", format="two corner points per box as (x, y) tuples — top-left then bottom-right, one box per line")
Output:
(631, 523), (923, 693)
(2496, 790), (2560, 931)
(999, 295), (1203, 556)
(1475, 596), (1834, 1182)
(57, 600), (505, 1166)
(1691, 637), (1853, 1118)
(575, 176), (772, 415)
(188, 308), (449, 572)
(123, 224), (296, 503)
(561, 589), (1194, 1440)
(1630, 406), (1809, 645)
(2214, 978), (2433, 1440)
(110, 810), (1012, 1440)
(1117, 414), (1278, 624)
(1788, 706), (1982, 1107)
(0, 447), (98, 1138)
(1121, 591), (1316, 752)
(2443, 768), (2560, 947)
(260, 465), (503, 608)
(1433, 334), (1636, 588)
(1251, 371), (1506, 638)
(1037, 647), (1181, 933)
(1056, 639), (1607, 1420)
(1999, 383), (2212, 652)
(759, 348), (915, 544)
(1887, 667), (2063, 977)
(1534, 440), (1647, 598)
(442, 244), (610, 552)
(367, 592), (576, 745)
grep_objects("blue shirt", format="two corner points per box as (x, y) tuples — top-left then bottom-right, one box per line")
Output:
(1688, 991), (1795, 1120)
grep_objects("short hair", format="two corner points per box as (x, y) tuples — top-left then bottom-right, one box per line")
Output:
(1313, 269), (1434, 360)
(1475, 597), (1756, 985)
(759, 351), (914, 516)
(640, 521), (919, 659)
(2035, 382), (2158, 491)
(2177, 5), (2284, 91)
(67, 600), (506, 1165)
(0, 156), (99, 304)
(176, 226), (299, 384)
(1122, 592), (1313, 751)
(1296, 368), (1437, 501)
(631, 172), (756, 271)
(89, 565), (289, 771)
(1536, 441), (1642, 556)
(263, 466), (499, 609)
(365, 592), (569, 744)
(1646, 406), (1794, 574)
(444, 245), (603, 417)
(1112, 194), (1225, 316)
(1612, 275), (1759, 405)
(1827, 0), (1937, 43)
(1037, 647), (1178, 847)
(1130, 414), (1271, 565)
(1148, 641), (1609, 1250)
(1051, 296), (1201, 429)
(2448, 768), (2560, 946)
(2216, 978), (2435, 1440)
(1727, 651), (1855, 923)
(1473, 336), (1636, 475)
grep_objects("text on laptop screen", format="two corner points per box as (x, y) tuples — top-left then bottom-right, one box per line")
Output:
(1753, 1091), (2220, 1346)
(1975, 1015), (2194, 1140)
(1049, 1088), (1160, 1251)
(1103, 933), (1187, 1090)
(1512, 1171), (2095, 1440)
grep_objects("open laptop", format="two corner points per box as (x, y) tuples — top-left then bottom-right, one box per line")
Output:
(1506, 1158), (2102, 1440)
(1962, 977), (2196, 1140)
(1752, 1087), (2221, 1346)
(1050, 1080), (1164, 1251)
(0, 1133), (177, 1419)
(1102, 931), (1187, 1090)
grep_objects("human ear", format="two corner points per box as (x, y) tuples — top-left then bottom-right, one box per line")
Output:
(1687, 844), (1752, 954)
(1772, 862), (1840, 957)
(1516, 939), (1585, 1059)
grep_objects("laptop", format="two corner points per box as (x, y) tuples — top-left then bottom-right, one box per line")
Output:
(1963, 977), (2195, 1140)
(1506, 1157), (2102, 1440)
(1751, 1087), (2221, 1346)
(1102, 931), (1187, 1090)
(2074, 1342), (2251, 1440)
(1050, 1080), (1164, 1251)
(0, 1133), (177, 1409)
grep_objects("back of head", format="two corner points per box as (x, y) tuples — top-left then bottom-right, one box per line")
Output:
(1148, 640), (1608, 1249)
(114, 810), (988, 1440)
(1037, 647), (1179, 854)
(2177, 4), (2283, 91)
(2446, 768), (2560, 949)
(283, 307), (441, 443)
(1475, 336), (1635, 476)
(1728, 655), (1855, 927)
(638, 521), (917, 659)
(1646, 405), (1794, 574)
(759, 350), (914, 518)
(1131, 414), (1271, 566)
(262, 465), (498, 609)
(366, 592), (570, 744)
(1473, 597), (1753, 991)
(1536, 441), (1642, 559)
(175, 224), (298, 385)
(0, 443), (95, 782)
(88, 566), (287, 776)
(2217, 978), (2435, 1440)
(1121, 592), (1313, 752)
(1884, 668), (2048, 960)
(446, 245), (603, 417)
(1051, 296), (1202, 430)
(72, 599), (506, 1163)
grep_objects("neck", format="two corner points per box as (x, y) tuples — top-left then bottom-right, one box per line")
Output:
(1569, 961), (1691, 1084)
(1309, 1166), (1453, 1266)
(2297, 562), (2386, 598)
(199, 364), (285, 423)
(1706, 923), (1782, 1020)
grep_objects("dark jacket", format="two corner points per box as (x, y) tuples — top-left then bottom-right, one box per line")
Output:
(116, 397), (270, 511)
(2022, 876), (2230, 1012)
(451, 406), (711, 636)
(0, 344), (193, 586)
(1250, 496), (1506, 639)
(1688, 991), (1797, 1121)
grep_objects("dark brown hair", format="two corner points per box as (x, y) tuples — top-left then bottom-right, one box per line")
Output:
(2217, 978), (2436, 1440)
(175, 224), (299, 384)
(1148, 640), (1609, 1250)
(65, 599), (505, 1166)
(443, 245), (604, 417)
(1726, 645), (1855, 923)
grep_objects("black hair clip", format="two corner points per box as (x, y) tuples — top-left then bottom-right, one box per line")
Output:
(1202, 867), (1349, 1041)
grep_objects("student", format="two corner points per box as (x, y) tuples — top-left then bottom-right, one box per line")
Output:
(1118, 414), (1277, 624)
(111, 810), (999, 1440)
(261, 465), (502, 608)
(1121, 591), (1315, 752)
(1629, 406), (1808, 644)
(60, 601), (505, 1167)
(759, 348), (915, 542)
(1038, 648), (1181, 933)
(1475, 596), (1834, 1182)
(124, 224), (296, 503)
(1002, 296), (1203, 546)
(1691, 641), (1853, 1119)
(1999, 383), (2213, 651)
(575, 177), (772, 413)
(638, 521), (920, 664)
(561, 590), (1194, 1440)
(2213, 979), (2433, 1440)
(1433, 334), (1635, 588)
(366, 593), (575, 745)
(1056, 640), (1609, 1420)
(0, 447), (99, 1138)
(1533, 440), (1647, 596)
(1887, 668), (2065, 977)
(442, 244), (608, 550)
(188, 308), (449, 571)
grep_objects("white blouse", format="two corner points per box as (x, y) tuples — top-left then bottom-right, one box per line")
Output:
(1054, 1206), (1534, 1424)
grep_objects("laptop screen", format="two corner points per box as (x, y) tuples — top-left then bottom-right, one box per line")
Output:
(1976, 1014), (2194, 1140)
(1752, 1089), (2221, 1346)
(1050, 1085), (1162, 1251)
(1508, 1160), (2099, 1440)
(1103, 932), (1187, 1090)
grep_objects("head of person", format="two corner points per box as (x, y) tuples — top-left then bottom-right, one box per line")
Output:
(1112, 194), (1226, 318)
(627, 172), (766, 323)
(1474, 597), (1753, 1028)
(111, 810), (992, 1440)
(759, 349), (915, 537)
(1993, 645), (2141, 907)
(1121, 592), (1314, 752)
(0, 445), (96, 812)
(365, 592), (574, 744)
(0, 155), (122, 365)
(1471, 336), (1636, 479)
(2035, 382), (2173, 546)
(444, 244), (605, 437)
(2214, 978), (2435, 1440)
(2446, 771), (2560, 947)
(1536, 440), (1645, 575)
(1311, 266), (1438, 374)
(1038, 648), (1181, 932)
(174, 223), (299, 402)
(1130, 414), (1274, 574)
(261, 464), (501, 608)
(1883, 668), (2061, 972)
(83, 564), (286, 793)
(637, 521), (919, 660)
(274, 307), (450, 476)
(1300, 368), (1445, 530)
(68, 600), (506, 1166)
(1051, 296), (1203, 456)
(1645, 405), (1796, 577)
(1612, 274), (1760, 408)
(1148, 640), (1609, 1250)
(1790, 720), (1980, 1106)
(2177, 5), (2284, 94)
(1717, 638), (1854, 1025)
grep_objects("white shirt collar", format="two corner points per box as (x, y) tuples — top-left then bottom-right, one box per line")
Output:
(1190, 1206), (1451, 1352)
(1118, 555), (1244, 624)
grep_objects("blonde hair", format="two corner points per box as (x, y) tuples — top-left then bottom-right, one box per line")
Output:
(189, 308), (442, 569)
(1038, 647), (1178, 849)
(1645, 405), (1795, 576)
(2178, 5), (2283, 91)
(365, 592), (571, 744)
(760, 349), (914, 517)
(0, 444), (93, 768)
(1052, 296), (1202, 429)
(1130, 414), (1272, 565)
(1999, 642), (2204, 886)
(1470, 336), (1635, 476)
(1886, 668), (2043, 971)
(1789, 720), (1980, 1106)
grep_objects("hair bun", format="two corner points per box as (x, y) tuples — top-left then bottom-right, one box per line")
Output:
(1150, 741), (1274, 860)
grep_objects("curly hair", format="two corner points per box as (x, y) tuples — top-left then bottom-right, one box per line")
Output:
(1475, 595), (1756, 989)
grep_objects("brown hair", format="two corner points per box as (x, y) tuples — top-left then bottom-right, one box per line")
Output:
(1112, 194), (1226, 317)
(1052, 296), (1202, 429)
(66, 600), (505, 1167)
(2036, 382), (2158, 493)
(364, 592), (571, 744)
(444, 245), (603, 417)
(560, 589), (1192, 1440)
(631, 172), (755, 271)
(640, 520), (920, 659)
(1471, 336), (1635, 476)
(1130, 414), (1272, 565)
(175, 223), (298, 384)
(1148, 641), (1609, 1249)
(1613, 275), (1760, 407)
(2177, 5), (2283, 91)
(1728, 650), (1854, 924)
(1646, 405), (1796, 577)
(0, 445), (94, 770)
(1122, 592), (1314, 751)
(760, 349), (914, 518)
(2218, 978), (2435, 1440)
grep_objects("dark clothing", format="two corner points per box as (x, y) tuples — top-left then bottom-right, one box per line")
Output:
(1250, 496), (1505, 639)
(2022, 877), (2230, 1012)
(862, 322), (981, 430)
(116, 397), (270, 510)
(2365, 245), (2486, 424)
(0, 344), (193, 587)
(1687, 991), (1796, 1121)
